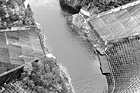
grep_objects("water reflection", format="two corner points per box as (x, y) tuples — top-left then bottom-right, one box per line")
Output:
(29, 0), (107, 93)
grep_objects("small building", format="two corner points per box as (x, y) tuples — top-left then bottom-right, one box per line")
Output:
(80, 7), (90, 17)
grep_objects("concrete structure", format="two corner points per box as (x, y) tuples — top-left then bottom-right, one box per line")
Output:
(88, 2), (140, 93)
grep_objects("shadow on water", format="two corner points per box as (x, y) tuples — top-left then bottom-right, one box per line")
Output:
(59, 0), (81, 14)
(66, 25), (95, 53)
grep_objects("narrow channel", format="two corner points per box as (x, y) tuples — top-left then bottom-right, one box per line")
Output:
(29, 0), (107, 93)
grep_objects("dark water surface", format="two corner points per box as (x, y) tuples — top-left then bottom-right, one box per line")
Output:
(30, 0), (107, 93)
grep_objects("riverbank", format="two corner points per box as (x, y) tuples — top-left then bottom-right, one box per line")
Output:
(0, 0), (74, 93)
(59, 0), (80, 14)
(27, 0), (108, 93)
(60, 0), (140, 93)
(0, 53), (74, 93)
(60, 0), (140, 48)
(64, 12), (105, 53)
(59, 0), (139, 15)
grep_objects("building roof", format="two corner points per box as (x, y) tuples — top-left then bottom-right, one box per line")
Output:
(89, 3), (140, 42)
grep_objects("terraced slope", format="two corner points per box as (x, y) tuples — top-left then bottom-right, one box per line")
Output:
(0, 27), (44, 75)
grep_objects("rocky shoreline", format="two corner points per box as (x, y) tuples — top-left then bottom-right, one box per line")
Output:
(59, 0), (140, 93)
(60, 0), (140, 52)
(64, 12), (104, 53)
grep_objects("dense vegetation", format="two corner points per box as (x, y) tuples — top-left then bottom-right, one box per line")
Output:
(70, 0), (137, 13)
(0, 57), (73, 93)
(0, 0), (35, 29)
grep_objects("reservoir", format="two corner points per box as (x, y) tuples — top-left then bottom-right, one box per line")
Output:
(29, 0), (107, 93)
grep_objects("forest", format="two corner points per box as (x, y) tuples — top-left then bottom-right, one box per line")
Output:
(74, 0), (137, 13)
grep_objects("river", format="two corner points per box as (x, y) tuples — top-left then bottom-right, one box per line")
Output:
(29, 0), (107, 93)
